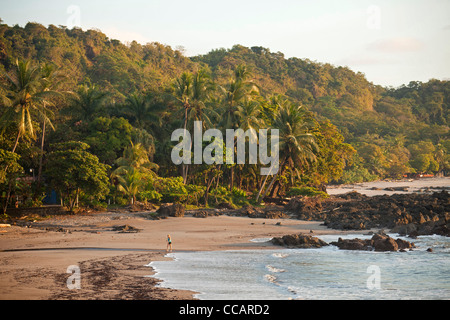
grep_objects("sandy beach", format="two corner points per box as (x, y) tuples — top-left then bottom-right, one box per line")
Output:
(0, 210), (366, 300)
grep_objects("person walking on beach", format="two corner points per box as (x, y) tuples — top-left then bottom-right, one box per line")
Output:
(166, 234), (172, 252)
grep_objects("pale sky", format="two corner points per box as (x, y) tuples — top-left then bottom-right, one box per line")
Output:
(1, 0), (449, 87)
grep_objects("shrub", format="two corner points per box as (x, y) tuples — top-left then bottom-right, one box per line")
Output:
(139, 190), (163, 203)
(287, 186), (328, 198)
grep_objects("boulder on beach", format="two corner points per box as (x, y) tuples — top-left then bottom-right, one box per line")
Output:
(156, 203), (185, 217)
(271, 233), (328, 248)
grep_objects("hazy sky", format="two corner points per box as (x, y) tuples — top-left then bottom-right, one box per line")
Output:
(1, 0), (449, 87)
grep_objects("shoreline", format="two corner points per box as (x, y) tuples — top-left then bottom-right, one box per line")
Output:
(1, 181), (448, 300)
(0, 212), (371, 300)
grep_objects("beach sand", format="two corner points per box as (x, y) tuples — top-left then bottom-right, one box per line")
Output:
(0, 211), (369, 300)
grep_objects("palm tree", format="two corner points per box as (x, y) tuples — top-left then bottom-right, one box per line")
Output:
(112, 141), (158, 205)
(172, 72), (193, 183)
(187, 69), (218, 130)
(0, 59), (60, 153)
(235, 100), (265, 132)
(233, 100), (266, 188)
(171, 69), (216, 183)
(219, 64), (259, 130)
(115, 141), (158, 174)
(113, 166), (144, 205)
(68, 83), (108, 122)
(36, 63), (67, 188)
(256, 101), (319, 202)
(219, 64), (260, 189)
(122, 92), (163, 134)
(172, 72), (193, 132)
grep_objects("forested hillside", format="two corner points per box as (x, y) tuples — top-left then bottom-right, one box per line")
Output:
(1, 22), (448, 211)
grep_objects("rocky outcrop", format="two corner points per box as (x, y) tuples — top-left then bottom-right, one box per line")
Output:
(271, 233), (328, 248)
(156, 203), (185, 217)
(330, 233), (415, 252)
(285, 191), (450, 236)
(235, 205), (289, 219)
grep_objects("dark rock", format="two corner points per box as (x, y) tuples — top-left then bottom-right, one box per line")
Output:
(288, 190), (449, 236)
(396, 238), (414, 250)
(236, 205), (288, 219)
(271, 233), (328, 248)
(285, 196), (323, 216)
(331, 237), (370, 251)
(192, 211), (208, 218)
(157, 203), (185, 217)
(330, 232), (414, 252)
(373, 237), (398, 252)
(390, 223), (417, 236)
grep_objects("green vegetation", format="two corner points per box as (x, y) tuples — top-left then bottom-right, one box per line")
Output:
(0, 22), (448, 212)
(45, 141), (110, 211)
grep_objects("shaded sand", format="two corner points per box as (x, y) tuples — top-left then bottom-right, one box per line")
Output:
(0, 212), (370, 300)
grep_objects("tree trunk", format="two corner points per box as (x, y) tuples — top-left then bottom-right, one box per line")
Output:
(229, 166), (234, 191)
(11, 130), (21, 154)
(2, 182), (13, 215)
(260, 170), (280, 202)
(36, 119), (46, 190)
(182, 104), (189, 184)
(255, 158), (285, 203)
(203, 175), (215, 206)
(268, 180), (280, 197)
(255, 174), (270, 203)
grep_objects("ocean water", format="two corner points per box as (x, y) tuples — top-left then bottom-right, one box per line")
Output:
(149, 234), (450, 300)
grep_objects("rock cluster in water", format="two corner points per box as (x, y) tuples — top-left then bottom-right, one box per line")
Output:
(329, 233), (415, 252)
(271, 232), (415, 252)
(271, 234), (328, 248)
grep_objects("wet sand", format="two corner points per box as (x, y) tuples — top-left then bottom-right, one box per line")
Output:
(0, 212), (363, 300)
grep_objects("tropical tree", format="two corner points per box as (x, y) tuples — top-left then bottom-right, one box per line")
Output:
(122, 92), (163, 134)
(45, 141), (110, 211)
(219, 64), (259, 130)
(0, 149), (24, 214)
(36, 63), (67, 189)
(111, 141), (158, 205)
(219, 64), (260, 189)
(171, 69), (216, 183)
(0, 59), (61, 153)
(256, 101), (319, 202)
(67, 83), (108, 123)
(233, 100), (266, 189)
